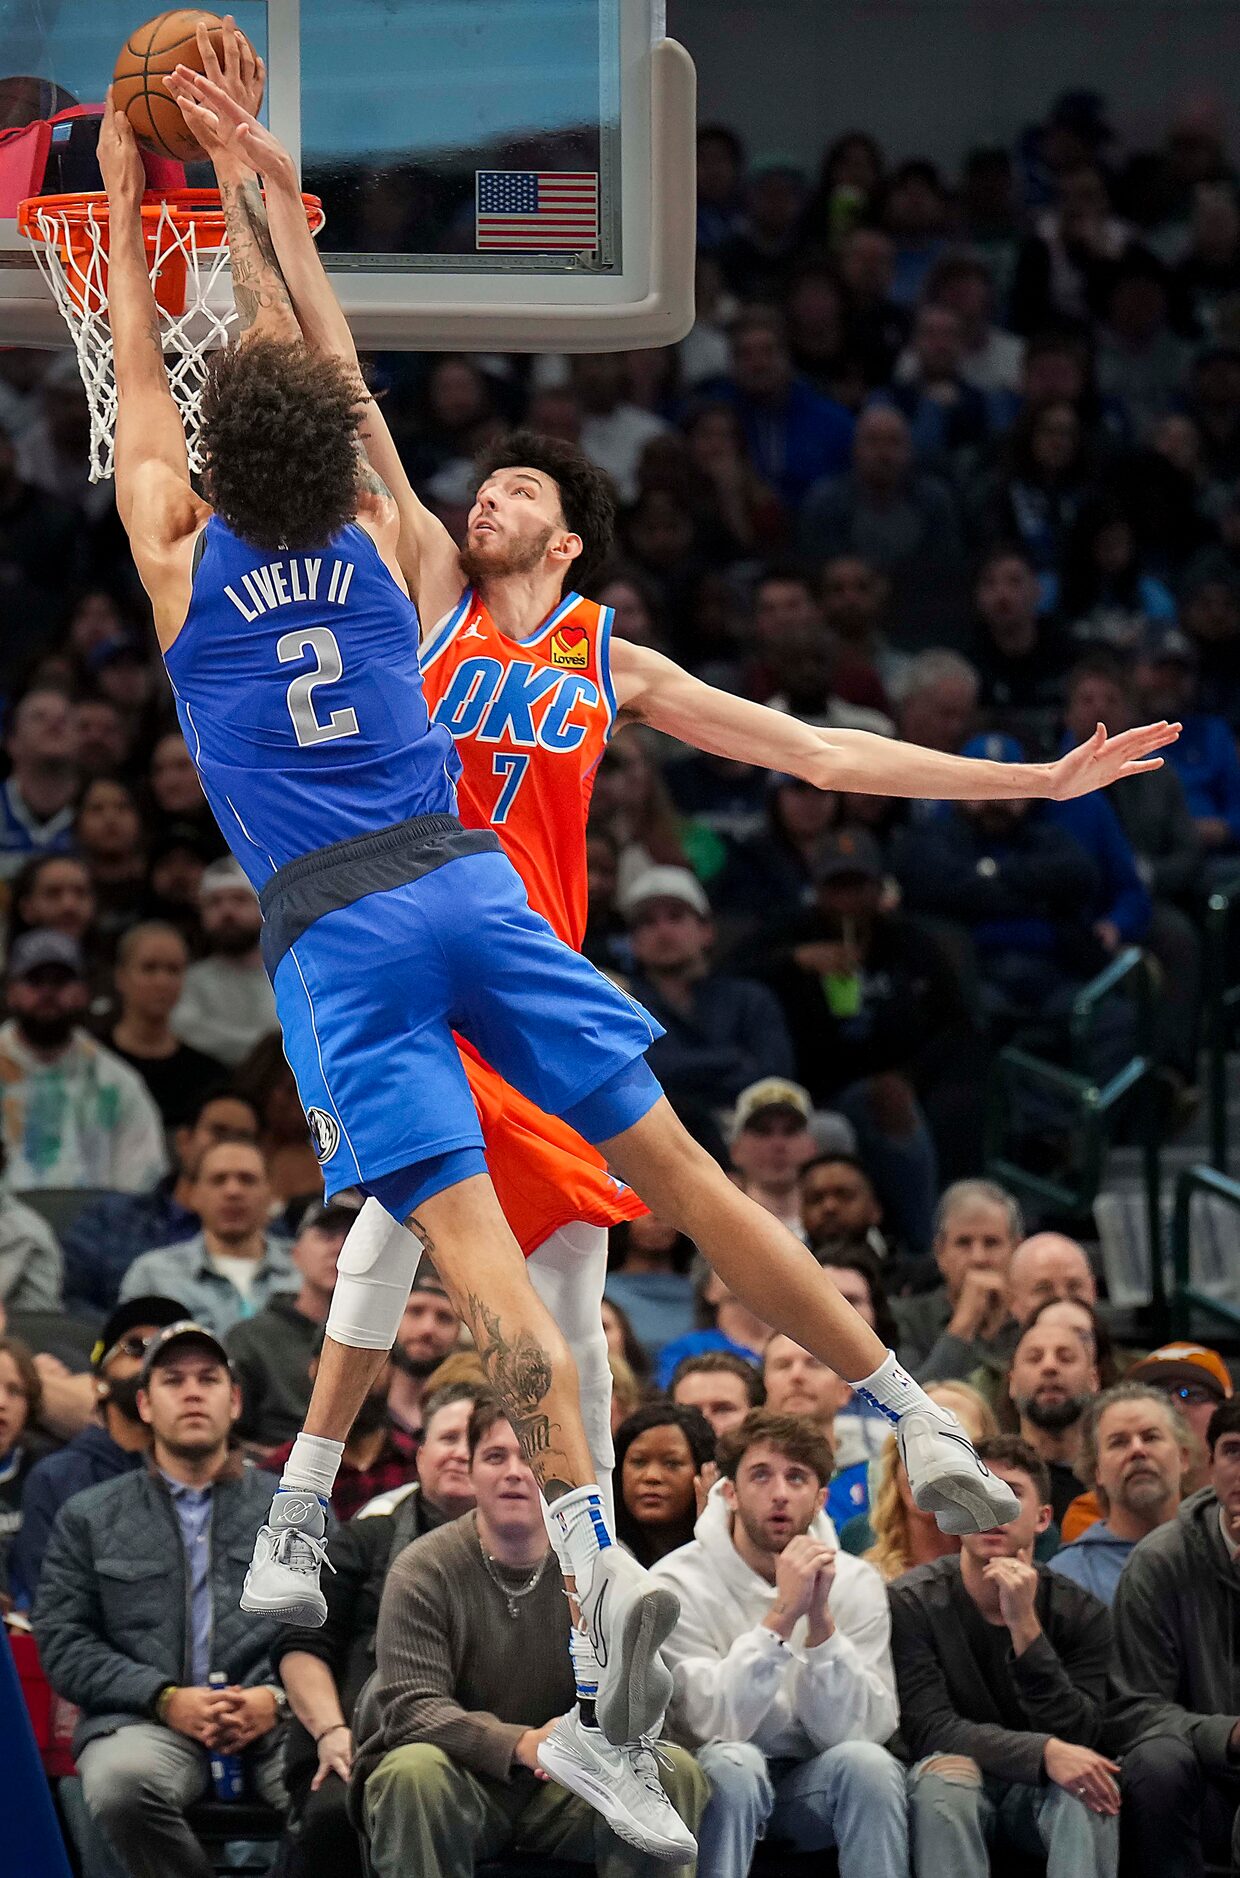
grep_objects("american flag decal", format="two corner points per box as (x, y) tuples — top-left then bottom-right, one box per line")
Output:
(476, 170), (600, 252)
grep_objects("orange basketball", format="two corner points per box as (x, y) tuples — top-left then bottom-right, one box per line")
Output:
(112, 10), (243, 164)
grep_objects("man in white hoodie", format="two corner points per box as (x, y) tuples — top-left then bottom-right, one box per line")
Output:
(651, 1409), (910, 1878)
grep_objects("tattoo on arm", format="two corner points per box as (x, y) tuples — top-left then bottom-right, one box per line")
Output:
(353, 443), (392, 502)
(219, 177), (295, 333)
(465, 1292), (566, 1483)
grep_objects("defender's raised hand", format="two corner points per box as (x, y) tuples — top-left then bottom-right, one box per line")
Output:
(97, 90), (145, 207)
(1047, 719), (1181, 801)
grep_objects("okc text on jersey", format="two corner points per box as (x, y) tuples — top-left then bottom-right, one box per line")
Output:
(431, 655), (600, 752)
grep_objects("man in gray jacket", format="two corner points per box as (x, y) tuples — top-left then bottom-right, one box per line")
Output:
(1108, 1396), (1240, 1878)
(34, 1321), (288, 1878)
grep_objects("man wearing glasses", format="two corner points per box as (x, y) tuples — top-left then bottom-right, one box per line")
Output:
(1128, 1342), (1234, 1494)
(10, 1296), (184, 1603)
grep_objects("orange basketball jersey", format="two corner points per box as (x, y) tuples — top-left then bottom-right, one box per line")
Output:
(421, 586), (645, 1251)
(420, 587), (615, 951)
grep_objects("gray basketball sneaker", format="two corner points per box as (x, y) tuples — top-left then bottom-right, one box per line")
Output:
(240, 1489), (334, 1626)
(539, 1708), (697, 1865)
(898, 1405), (1020, 1534)
(575, 1544), (678, 1745)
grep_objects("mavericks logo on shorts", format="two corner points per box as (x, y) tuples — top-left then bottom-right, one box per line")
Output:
(306, 1107), (340, 1164)
(549, 624), (589, 669)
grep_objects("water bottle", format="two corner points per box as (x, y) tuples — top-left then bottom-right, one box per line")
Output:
(207, 1671), (245, 1801)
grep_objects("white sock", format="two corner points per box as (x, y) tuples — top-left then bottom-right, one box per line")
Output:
(543, 1484), (613, 1583)
(850, 1349), (950, 1426)
(279, 1433), (345, 1499)
(569, 1624), (601, 1713)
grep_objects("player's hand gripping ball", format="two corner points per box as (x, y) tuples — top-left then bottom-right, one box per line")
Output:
(112, 10), (254, 163)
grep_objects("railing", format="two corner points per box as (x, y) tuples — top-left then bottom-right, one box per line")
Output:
(1170, 1163), (1240, 1337)
(1204, 875), (1240, 1172)
(985, 947), (1164, 1321)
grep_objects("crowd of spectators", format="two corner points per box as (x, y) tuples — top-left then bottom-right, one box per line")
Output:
(4, 80), (1240, 1878)
(5, 1130), (1238, 1878)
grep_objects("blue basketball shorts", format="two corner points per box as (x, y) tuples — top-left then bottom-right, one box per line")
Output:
(270, 845), (664, 1215)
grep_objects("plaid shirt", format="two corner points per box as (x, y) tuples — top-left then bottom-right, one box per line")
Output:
(263, 1425), (419, 1521)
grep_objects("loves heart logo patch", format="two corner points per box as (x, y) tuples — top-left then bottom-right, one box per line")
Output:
(550, 623), (589, 669)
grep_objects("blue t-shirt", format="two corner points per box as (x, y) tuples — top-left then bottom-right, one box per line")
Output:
(826, 1459), (871, 1530)
(604, 1271), (696, 1360)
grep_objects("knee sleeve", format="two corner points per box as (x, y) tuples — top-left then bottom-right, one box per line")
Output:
(326, 1197), (422, 1352)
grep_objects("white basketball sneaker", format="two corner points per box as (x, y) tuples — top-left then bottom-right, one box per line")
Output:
(239, 1489), (334, 1626)
(575, 1544), (678, 1745)
(539, 1708), (697, 1865)
(898, 1405), (1020, 1535)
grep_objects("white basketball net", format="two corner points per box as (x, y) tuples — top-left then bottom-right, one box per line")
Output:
(22, 197), (239, 484)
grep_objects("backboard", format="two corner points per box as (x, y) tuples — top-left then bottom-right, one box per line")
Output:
(0, 0), (695, 350)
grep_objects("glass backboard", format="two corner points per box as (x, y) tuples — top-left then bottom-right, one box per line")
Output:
(0, 0), (694, 349)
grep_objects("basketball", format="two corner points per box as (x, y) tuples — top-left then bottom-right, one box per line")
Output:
(112, 10), (242, 164)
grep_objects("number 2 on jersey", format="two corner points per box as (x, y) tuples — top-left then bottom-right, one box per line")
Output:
(491, 751), (530, 824)
(278, 627), (360, 748)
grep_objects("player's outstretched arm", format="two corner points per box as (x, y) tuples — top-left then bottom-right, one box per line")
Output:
(98, 97), (206, 645)
(610, 637), (1181, 802)
(167, 58), (464, 627)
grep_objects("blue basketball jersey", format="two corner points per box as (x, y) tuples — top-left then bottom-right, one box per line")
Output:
(163, 515), (461, 889)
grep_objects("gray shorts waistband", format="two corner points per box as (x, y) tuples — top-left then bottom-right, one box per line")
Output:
(259, 812), (501, 976)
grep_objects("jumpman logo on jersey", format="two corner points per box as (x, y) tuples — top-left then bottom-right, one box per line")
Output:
(460, 617), (487, 641)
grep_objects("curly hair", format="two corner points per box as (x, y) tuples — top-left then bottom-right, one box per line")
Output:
(476, 429), (617, 592)
(199, 338), (364, 554)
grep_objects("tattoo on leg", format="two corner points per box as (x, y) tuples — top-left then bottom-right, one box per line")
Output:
(405, 1214), (435, 1255)
(465, 1292), (564, 1479)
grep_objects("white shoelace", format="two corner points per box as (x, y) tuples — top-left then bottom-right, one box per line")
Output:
(624, 1735), (677, 1803)
(271, 1524), (337, 1578)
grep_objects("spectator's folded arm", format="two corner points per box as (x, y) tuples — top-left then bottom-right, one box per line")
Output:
(889, 1580), (1047, 1783)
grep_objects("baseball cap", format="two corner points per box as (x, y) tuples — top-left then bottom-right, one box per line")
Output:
(199, 857), (255, 902)
(618, 865), (710, 924)
(732, 1076), (813, 1135)
(139, 1320), (234, 1385)
(7, 928), (85, 981)
(1128, 1342), (1232, 1400)
(961, 731), (1026, 764)
(298, 1196), (363, 1236)
(812, 829), (884, 884)
(410, 1258), (451, 1300)
(91, 1295), (188, 1370)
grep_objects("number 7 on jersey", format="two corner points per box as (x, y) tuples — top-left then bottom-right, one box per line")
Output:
(491, 752), (530, 824)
